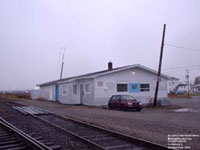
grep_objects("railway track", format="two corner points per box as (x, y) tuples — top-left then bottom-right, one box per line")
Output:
(0, 117), (59, 150)
(0, 102), (94, 150)
(12, 105), (170, 150)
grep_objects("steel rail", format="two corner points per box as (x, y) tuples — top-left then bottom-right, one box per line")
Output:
(32, 108), (170, 150)
(0, 117), (53, 150)
(4, 102), (170, 150)
(33, 115), (106, 150)
(51, 113), (169, 150)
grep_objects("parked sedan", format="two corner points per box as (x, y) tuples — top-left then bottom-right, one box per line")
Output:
(108, 95), (143, 111)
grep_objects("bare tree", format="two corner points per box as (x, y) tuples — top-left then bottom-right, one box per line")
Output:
(194, 76), (200, 85)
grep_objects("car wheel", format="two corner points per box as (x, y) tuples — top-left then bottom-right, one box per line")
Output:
(136, 108), (141, 112)
(121, 105), (126, 111)
(109, 105), (113, 110)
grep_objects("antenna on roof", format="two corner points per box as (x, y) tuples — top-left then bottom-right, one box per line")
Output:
(60, 47), (65, 79)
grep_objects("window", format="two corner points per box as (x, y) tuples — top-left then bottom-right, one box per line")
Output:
(111, 95), (117, 100)
(85, 84), (91, 93)
(121, 95), (135, 100)
(73, 85), (77, 94)
(116, 95), (121, 100)
(62, 84), (68, 95)
(140, 84), (150, 92)
(117, 84), (128, 92)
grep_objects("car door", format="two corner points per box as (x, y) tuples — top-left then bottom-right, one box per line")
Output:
(110, 96), (117, 108)
(116, 95), (121, 109)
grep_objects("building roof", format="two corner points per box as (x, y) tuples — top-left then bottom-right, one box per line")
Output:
(169, 77), (180, 81)
(38, 64), (174, 87)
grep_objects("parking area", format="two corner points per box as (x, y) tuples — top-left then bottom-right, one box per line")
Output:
(3, 97), (200, 149)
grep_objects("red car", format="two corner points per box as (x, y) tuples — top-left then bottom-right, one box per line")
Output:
(108, 95), (143, 111)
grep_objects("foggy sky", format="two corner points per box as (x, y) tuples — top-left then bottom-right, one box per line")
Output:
(0, 0), (200, 90)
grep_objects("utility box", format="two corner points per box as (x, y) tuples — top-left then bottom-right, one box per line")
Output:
(157, 98), (171, 106)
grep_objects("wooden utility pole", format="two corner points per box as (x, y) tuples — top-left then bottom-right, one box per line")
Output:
(186, 69), (190, 94)
(60, 47), (65, 80)
(153, 24), (166, 107)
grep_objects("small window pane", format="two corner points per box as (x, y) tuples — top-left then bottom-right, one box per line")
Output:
(121, 95), (135, 100)
(62, 84), (68, 95)
(141, 88), (149, 91)
(73, 85), (77, 94)
(85, 84), (91, 93)
(111, 95), (117, 100)
(140, 84), (149, 88)
(117, 84), (128, 92)
(140, 84), (150, 92)
(116, 95), (121, 99)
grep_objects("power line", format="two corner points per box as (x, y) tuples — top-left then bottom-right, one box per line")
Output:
(163, 64), (200, 71)
(165, 43), (200, 52)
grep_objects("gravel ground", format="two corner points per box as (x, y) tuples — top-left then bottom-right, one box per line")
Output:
(0, 102), (94, 150)
(2, 97), (200, 150)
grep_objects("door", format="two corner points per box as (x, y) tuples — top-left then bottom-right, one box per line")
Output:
(116, 95), (121, 109)
(80, 84), (84, 104)
(55, 84), (59, 101)
(112, 95), (119, 108)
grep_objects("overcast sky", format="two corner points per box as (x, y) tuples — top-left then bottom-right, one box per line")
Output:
(0, 0), (200, 90)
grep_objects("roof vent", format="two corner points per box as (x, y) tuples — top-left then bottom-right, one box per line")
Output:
(108, 61), (113, 70)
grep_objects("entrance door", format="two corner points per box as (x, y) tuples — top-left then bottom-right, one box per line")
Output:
(55, 84), (59, 101)
(80, 84), (84, 104)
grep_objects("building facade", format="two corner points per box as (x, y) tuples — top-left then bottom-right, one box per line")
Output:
(38, 63), (172, 106)
(167, 77), (180, 94)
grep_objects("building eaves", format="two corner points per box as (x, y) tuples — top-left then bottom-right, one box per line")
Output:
(38, 65), (129, 86)
(38, 64), (174, 87)
(92, 64), (172, 80)
(170, 77), (180, 80)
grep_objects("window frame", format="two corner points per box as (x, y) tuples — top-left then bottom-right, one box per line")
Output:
(117, 84), (128, 92)
(140, 83), (150, 92)
(73, 85), (77, 95)
(62, 84), (68, 95)
(85, 84), (91, 94)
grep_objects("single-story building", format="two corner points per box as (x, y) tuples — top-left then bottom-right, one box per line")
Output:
(194, 84), (200, 93)
(167, 77), (180, 94)
(38, 62), (173, 106)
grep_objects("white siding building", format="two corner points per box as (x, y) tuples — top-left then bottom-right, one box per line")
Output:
(38, 63), (172, 106)
(194, 84), (200, 93)
(167, 77), (180, 94)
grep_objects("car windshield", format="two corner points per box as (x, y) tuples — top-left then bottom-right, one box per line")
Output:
(121, 95), (135, 100)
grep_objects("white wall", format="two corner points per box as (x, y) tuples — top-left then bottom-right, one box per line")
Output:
(59, 82), (79, 104)
(167, 80), (180, 93)
(40, 85), (55, 101)
(32, 89), (40, 99)
(58, 79), (94, 105)
(178, 85), (188, 93)
(39, 68), (168, 106)
(78, 79), (94, 105)
(94, 68), (168, 105)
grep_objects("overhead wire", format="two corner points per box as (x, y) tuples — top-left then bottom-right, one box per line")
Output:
(162, 65), (200, 72)
(162, 43), (200, 72)
(165, 43), (200, 52)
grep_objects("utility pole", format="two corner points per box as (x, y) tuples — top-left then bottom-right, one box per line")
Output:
(153, 24), (166, 107)
(60, 47), (65, 80)
(186, 69), (190, 94)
